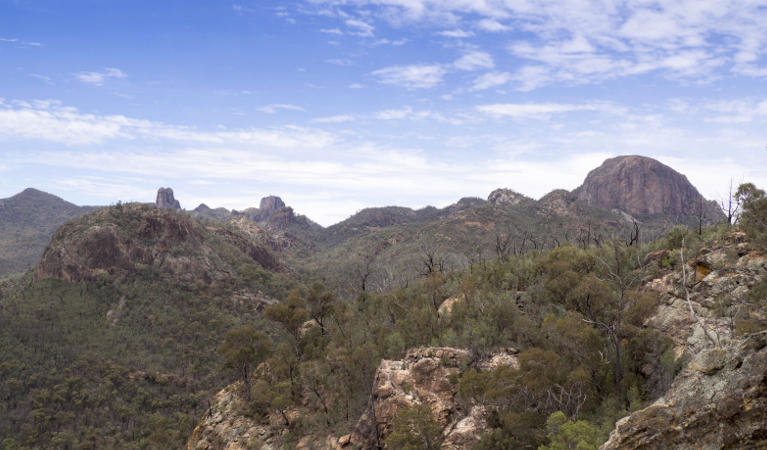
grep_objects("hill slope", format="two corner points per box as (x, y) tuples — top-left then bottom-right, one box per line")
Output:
(0, 204), (296, 450)
(0, 188), (100, 278)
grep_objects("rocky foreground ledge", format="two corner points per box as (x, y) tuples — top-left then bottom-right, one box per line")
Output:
(602, 331), (767, 450)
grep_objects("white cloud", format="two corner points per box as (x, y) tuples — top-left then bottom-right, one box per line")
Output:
(471, 72), (511, 91)
(76, 68), (128, 86)
(320, 28), (344, 35)
(477, 19), (509, 32)
(476, 102), (625, 119)
(306, 0), (767, 90)
(310, 114), (356, 123)
(0, 100), (335, 147)
(372, 38), (407, 46)
(437, 29), (474, 38)
(31, 74), (53, 85)
(371, 64), (446, 89)
(327, 59), (354, 66)
(374, 106), (412, 120)
(453, 51), (494, 71)
(256, 104), (305, 114)
(349, 83), (365, 89)
(346, 19), (374, 37)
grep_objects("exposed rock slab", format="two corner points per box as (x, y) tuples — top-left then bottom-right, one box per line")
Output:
(601, 332), (767, 450)
(348, 347), (517, 450)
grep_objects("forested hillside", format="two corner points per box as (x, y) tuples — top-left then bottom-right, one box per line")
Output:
(0, 204), (298, 449)
(0, 189), (100, 279)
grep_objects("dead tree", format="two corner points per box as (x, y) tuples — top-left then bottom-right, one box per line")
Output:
(719, 177), (743, 225)
(494, 233), (513, 261)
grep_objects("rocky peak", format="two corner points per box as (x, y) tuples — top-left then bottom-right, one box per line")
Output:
(260, 196), (286, 214)
(573, 155), (724, 219)
(156, 187), (181, 211)
(487, 188), (526, 206)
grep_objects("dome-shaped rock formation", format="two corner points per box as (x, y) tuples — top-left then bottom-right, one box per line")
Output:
(573, 155), (724, 219)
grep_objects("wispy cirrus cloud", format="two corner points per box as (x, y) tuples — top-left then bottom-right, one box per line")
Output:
(437, 29), (474, 38)
(453, 51), (494, 71)
(306, 0), (767, 90)
(310, 114), (356, 123)
(471, 72), (511, 91)
(76, 68), (128, 86)
(346, 19), (374, 37)
(31, 74), (54, 85)
(477, 102), (626, 119)
(370, 64), (446, 89)
(256, 104), (306, 114)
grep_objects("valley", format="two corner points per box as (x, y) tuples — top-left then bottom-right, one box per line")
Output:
(0, 155), (765, 450)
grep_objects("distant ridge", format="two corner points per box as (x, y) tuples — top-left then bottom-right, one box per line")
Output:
(0, 188), (100, 278)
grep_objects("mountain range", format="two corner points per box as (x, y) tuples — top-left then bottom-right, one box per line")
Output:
(0, 155), (726, 281)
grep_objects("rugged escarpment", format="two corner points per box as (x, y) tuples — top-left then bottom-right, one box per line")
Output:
(573, 155), (724, 219)
(601, 332), (767, 450)
(36, 202), (281, 284)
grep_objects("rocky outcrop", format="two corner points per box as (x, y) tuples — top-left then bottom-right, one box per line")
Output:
(644, 231), (766, 355)
(156, 187), (182, 211)
(36, 203), (281, 284)
(573, 155), (724, 220)
(191, 204), (231, 221)
(260, 196), (286, 214)
(601, 332), (767, 450)
(348, 347), (518, 450)
(487, 188), (528, 207)
(187, 383), (341, 450)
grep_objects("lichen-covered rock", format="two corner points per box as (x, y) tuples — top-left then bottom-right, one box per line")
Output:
(644, 232), (766, 355)
(348, 347), (518, 450)
(601, 332), (767, 450)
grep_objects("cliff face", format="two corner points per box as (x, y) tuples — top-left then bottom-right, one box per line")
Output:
(156, 187), (182, 211)
(573, 155), (724, 219)
(36, 203), (281, 284)
(601, 332), (767, 450)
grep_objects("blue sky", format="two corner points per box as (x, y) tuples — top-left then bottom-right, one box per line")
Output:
(1, 0), (766, 225)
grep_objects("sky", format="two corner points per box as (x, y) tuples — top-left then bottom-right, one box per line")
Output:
(1, 0), (767, 226)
